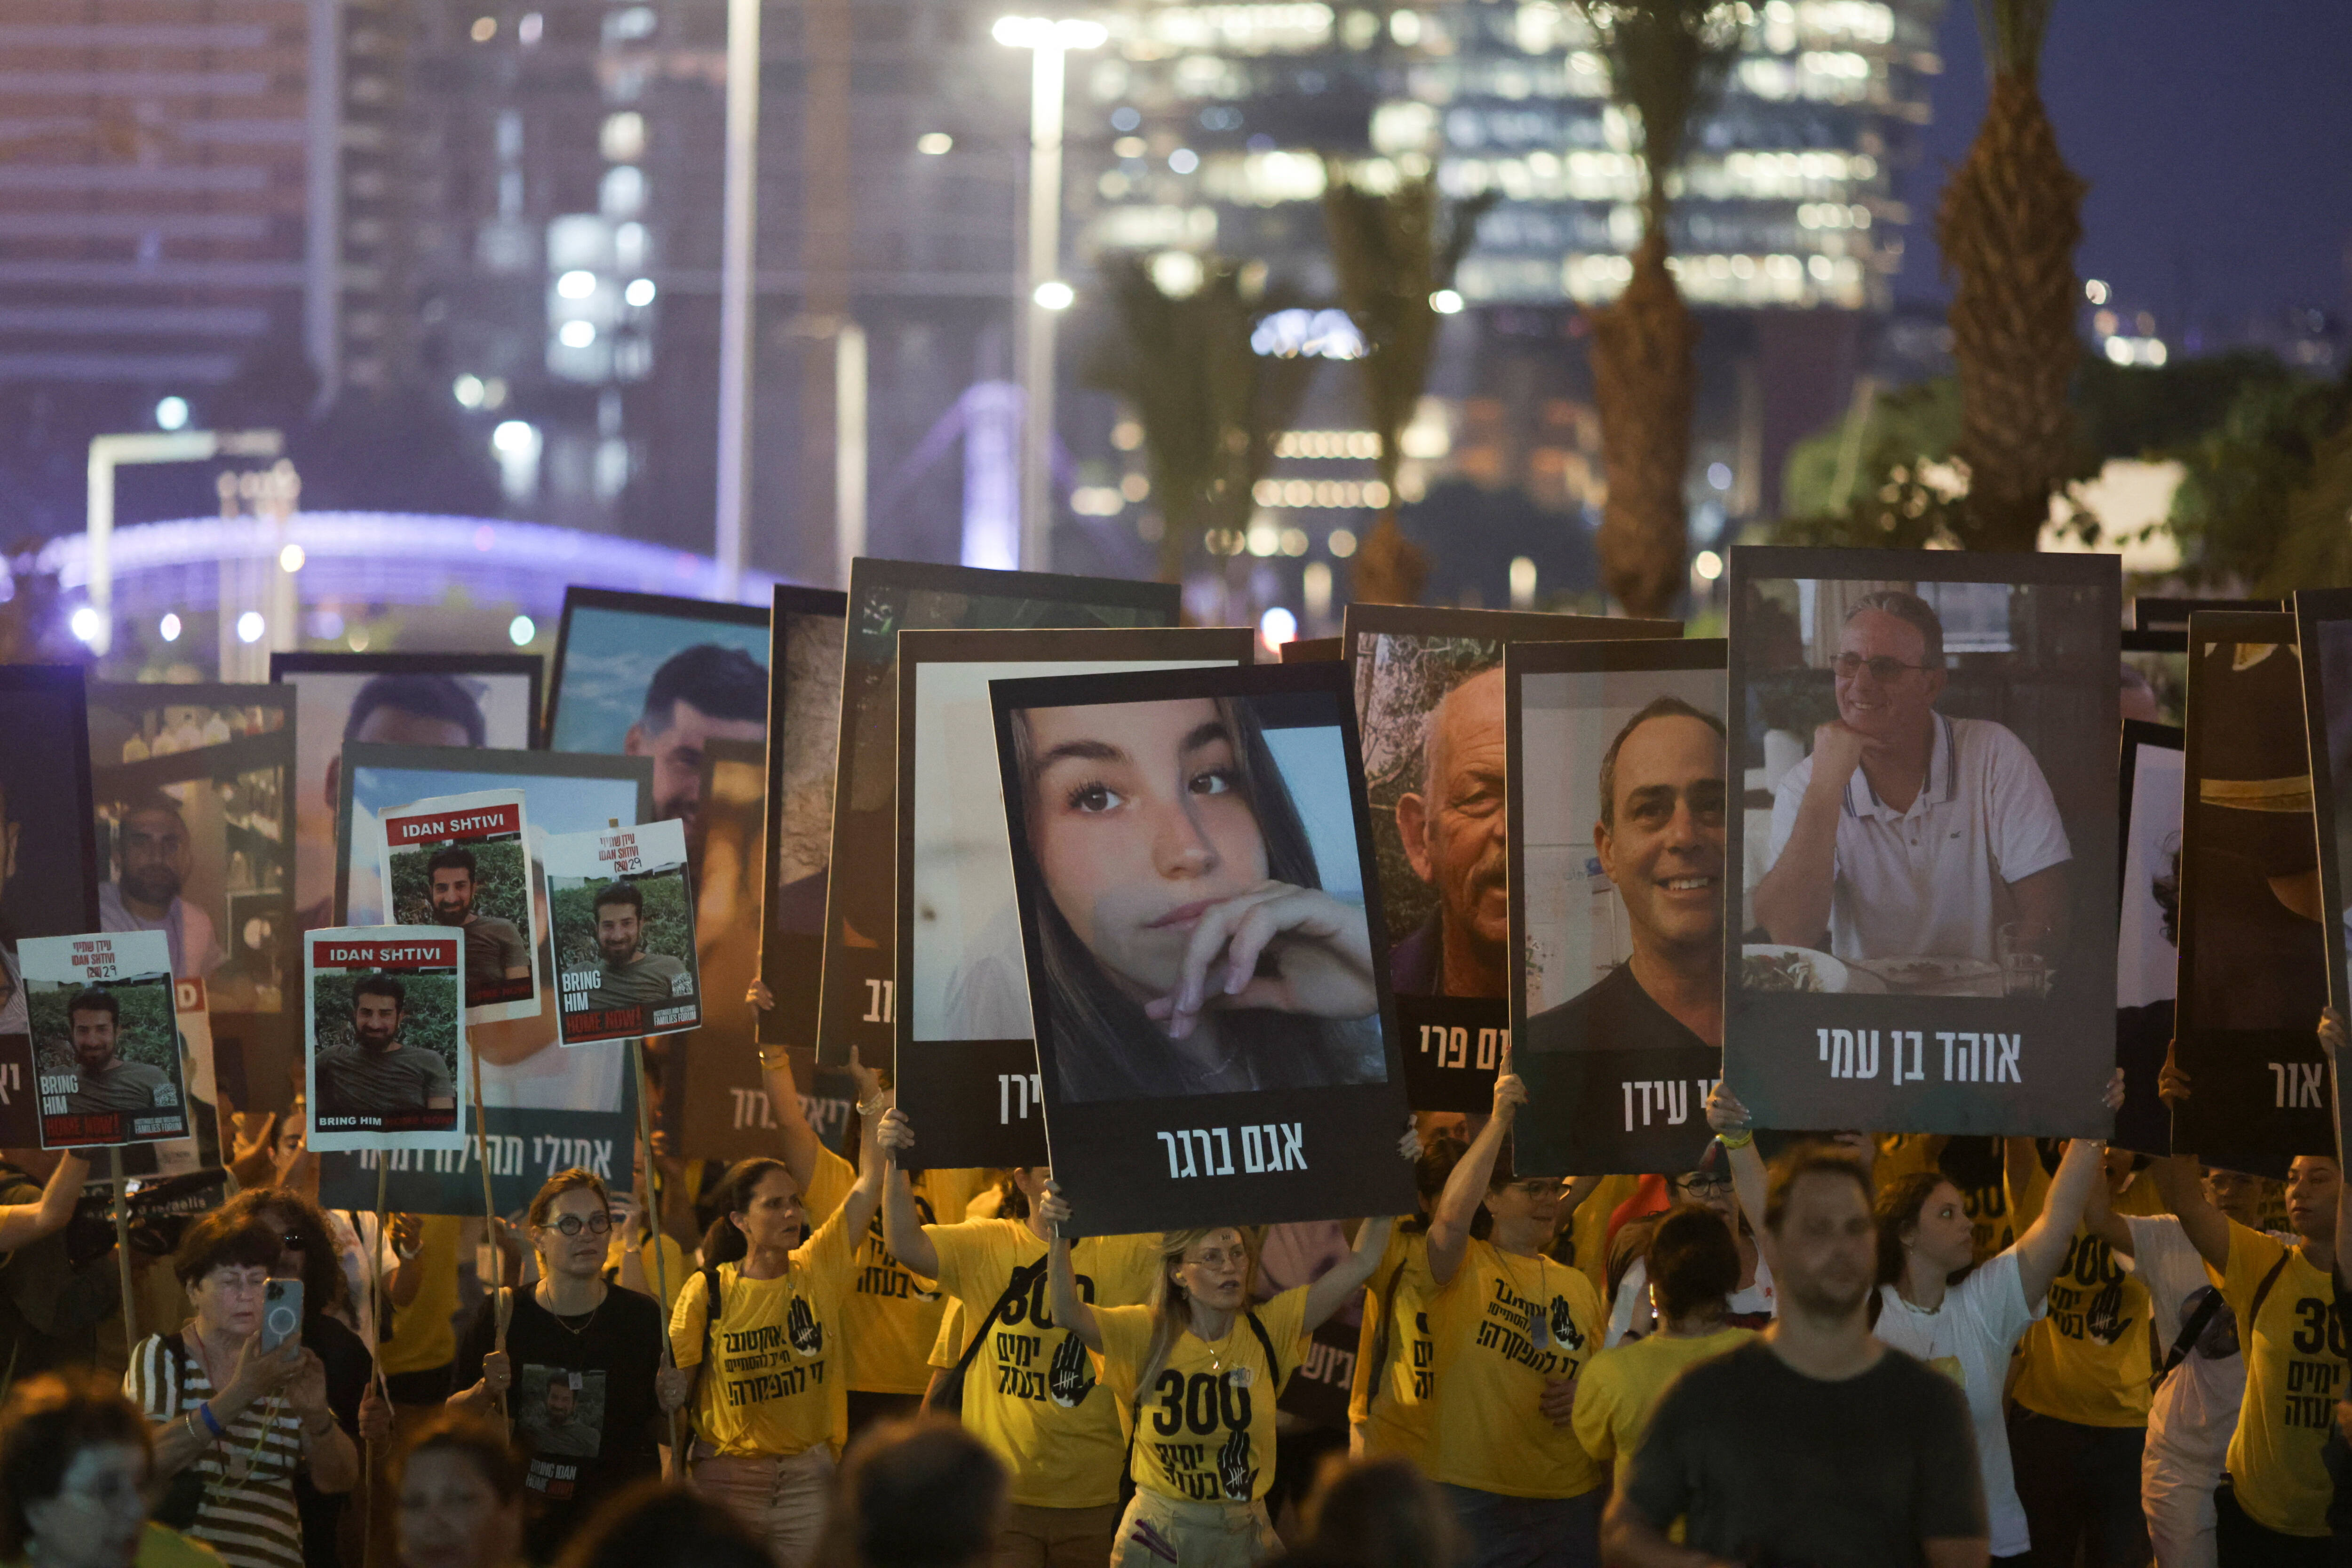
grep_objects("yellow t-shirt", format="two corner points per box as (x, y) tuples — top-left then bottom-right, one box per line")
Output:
(1425, 1238), (1605, 1498)
(379, 1215), (463, 1379)
(1875, 1134), (1942, 1191)
(927, 1219), (1161, 1508)
(670, 1201), (861, 1457)
(803, 1147), (987, 1394)
(1347, 1231), (1438, 1469)
(1570, 1326), (1755, 1466)
(2006, 1156), (2158, 1428)
(1095, 1286), (1311, 1504)
(2222, 1223), (2344, 1537)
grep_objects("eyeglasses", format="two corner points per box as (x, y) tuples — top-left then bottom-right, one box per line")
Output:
(540, 1213), (614, 1237)
(1832, 653), (1931, 683)
(1676, 1175), (1733, 1197)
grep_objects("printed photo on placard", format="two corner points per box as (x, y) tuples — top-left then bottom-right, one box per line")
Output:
(270, 653), (541, 939)
(1725, 547), (2120, 1136)
(2175, 612), (2328, 1178)
(543, 587), (770, 856)
(894, 626), (1256, 1168)
(24, 931), (189, 1150)
(992, 661), (1413, 1236)
(326, 744), (650, 1212)
(2295, 590), (2352, 1162)
(812, 559), (1181, 1067)
(378, 790), (539, 1021)
(1343, 605), (1679, 1112)
(2114, 722), (2184, 1155)
(757, 586), (848, 1047)
(1508, 640), (1726, 1175)
(0, 669), (104, 1148)
(545, 818), (701, 1044)
(303, 927), (465, 1150)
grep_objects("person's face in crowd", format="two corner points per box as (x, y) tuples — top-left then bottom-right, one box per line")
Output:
(536, 1186), (612, 1281)
(116, 806), (191, 911)
(1772, 1170), (1877, 1318)
(2204, 1167), (2270, 1228)
(325, 704), (479, 832)
(1485, 1176), (1565, 1239)
(70, 1009), (119, 1074)
(1598, 713), (1726, 963)
(429, 868), (476, 925)
(1670, 1169), (1738, 1232)
(397, 1448), (522, 1568)
(2284, 1155), (2342, 1245)
(544, 1379), (577, 1425)
(626, 698), (764, 833)
(1396, 669), (1508, 975)
(1173, 1227), (1251, 1314)
(595, 901), (643, 967)
(190, 1261), (271, 1339)
(732, 1168), (807, 1256)
(1903, 1181), (1976, 1276)
(2102, 1146), (2140, 1197)
(1024, 700), (1267, 1003)
(21, 1440), (148, 1568)
(353, 992), (403, 1052)
(1833, 608), (1945, 744)
(1012, 1167), (1051, 1209)
(276, 1110), (307, 1166)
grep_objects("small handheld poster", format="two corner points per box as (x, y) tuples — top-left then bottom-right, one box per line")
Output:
(23, 930), (190, 1150)
(375, 789), (539, 1024)
(543, 819), (702, 1044)
(304, 927), (467, 1151)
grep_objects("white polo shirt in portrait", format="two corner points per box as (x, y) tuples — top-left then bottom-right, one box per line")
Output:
(1770, 713), (2070, 963)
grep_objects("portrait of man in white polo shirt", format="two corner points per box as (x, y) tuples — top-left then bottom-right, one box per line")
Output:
(1752, 587), (2073, 974)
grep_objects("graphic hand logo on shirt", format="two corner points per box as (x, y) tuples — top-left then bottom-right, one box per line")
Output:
(1048, 1331), (1094, 1408)
(1216, 1424), (1255, 1501)
(2084, 1279), (2129, 1347)
(1548, 1297), (1583, 1352)
(787, 1295), (823, 1357)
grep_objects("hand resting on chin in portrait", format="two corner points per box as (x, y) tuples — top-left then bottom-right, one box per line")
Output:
(1015, 694), (1386, 1102)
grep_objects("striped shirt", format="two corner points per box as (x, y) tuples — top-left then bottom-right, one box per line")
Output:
(126, 1334), (308, 1568)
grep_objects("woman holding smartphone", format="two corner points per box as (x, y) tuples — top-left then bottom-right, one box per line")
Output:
(124, 1212), (360, 1568)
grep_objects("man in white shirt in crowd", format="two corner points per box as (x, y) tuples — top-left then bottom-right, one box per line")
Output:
(1756, 588), (2072, 969)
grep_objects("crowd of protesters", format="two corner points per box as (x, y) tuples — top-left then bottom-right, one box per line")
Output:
(0, 1007), (2344, 1568)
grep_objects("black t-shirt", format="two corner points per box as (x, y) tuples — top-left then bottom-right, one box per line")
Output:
(453, 1284), (664, 1555)
(1622, 1338), (1986, 1568)
(294, 1312), (370, 1568)
(1516, 963), (1721, 1173)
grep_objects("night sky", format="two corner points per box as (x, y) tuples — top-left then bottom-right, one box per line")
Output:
(1891, 0), (2352, 341)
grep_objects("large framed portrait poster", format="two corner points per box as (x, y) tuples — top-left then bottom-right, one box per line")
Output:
(992, 661), (1413, 1236)
(756, 586), (850, 1047)
(1342, 605), (1678, 1112)
(1508, 638), (1727, 1175)
(0, 668), (102, 1149)
(2113, 720), (2184, 1155)
(811, 560), (1180, 1067)
(2295, 589), (2352, 1160)
(1724, 547), (2120, 1136)
(893, 626), (1255, 1168)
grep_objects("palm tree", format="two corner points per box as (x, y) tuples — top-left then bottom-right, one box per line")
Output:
(1938, 0), (2086, 551)
(1321, 171), (1496, 605)
(1083, 255), (1318, 583)
(1579, 0), (1744, 618)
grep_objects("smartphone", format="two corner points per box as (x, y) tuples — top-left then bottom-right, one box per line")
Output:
(261, 1279), (303, 1352)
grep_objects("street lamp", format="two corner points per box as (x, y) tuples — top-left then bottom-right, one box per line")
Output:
(993, 14), (1107, 574)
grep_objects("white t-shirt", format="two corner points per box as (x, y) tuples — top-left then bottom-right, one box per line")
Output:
(1770, 713), (2071, 963)
(1606, 1254), (1776, 1347)
(1872, 1249), (2042, 1558)
(2131, 1214), (2270, 1480)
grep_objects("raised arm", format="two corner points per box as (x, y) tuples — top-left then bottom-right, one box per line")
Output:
(2012, 1070), (2127, 1305)
(873, 1108), (942, 1280)
(2149, 1045), (2231, 1271)
(831, 1074), (889, 1243)
(1428, 1051), (1523, 1287)
(1303, 1215), (1396, 1333)
(1036, 1184), (1100, 1353)
(1751, 725), (1864, 947)
(0, 1152), (88, 1254)
(1703, 1082), (1770, 1269)
(756, 1041), (826, 1195)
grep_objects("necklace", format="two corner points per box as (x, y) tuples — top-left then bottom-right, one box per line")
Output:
(1496, 1244), (1551, 1350)
(540, 1281), (606, 1336)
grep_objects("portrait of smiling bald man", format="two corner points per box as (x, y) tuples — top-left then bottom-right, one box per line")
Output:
(1754, 588), (2070, 967)
(1391, 666), (1510, 999)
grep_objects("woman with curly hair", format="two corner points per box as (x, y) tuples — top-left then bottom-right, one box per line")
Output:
(0, 1369), (217, 1568)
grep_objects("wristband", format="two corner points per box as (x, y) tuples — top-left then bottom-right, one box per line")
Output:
(196, 1401), (226, 1438)
(856, 1096), (887, 1118)
(756, 1045), (791, 1071)
(1716, 1130), (1754, 1151)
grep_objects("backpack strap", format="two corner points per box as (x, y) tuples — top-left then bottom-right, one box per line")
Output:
(953, 1258), (1051, 1382)
(699, 1265), (723, 1380)
(2247, 1248), (2295, 1328)
(1243, 1308), (1281, 1393)
(1360, 1258), (1411, 1419)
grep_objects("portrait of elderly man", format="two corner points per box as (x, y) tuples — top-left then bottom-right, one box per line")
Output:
(98, 794), (222, 980)
(1523, 695), (1727, 1058)
(1753, 588), (2072, 968)
(1390, 665), (1509, 998)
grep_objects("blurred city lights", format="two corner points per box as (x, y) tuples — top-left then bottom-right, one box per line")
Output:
(236, 612), (265, 643)
(1429, 289), (1464, 314)
(509, 615), (536, 646)
(557, 271), (596, 299)
(70, 607), (102, 644)
(992, 16), (1108, 48)
(1259, 606), (1297, 648)
(558, 320), (597, 348)
(1032, 280), (1075, 311)
(624, 278), (657, 307)
(2084, 279), (2110, 304)
(1694, 550), (1725, 581)
(154, 396), (190, 431)
(159, 613), (182, 643)
(453, 374), (485, 407)
(493, 421), (537, 454)
(1708, 462), (1734, 491)
(1168, 148), (1199, 174)
(278, 544), (306, 573)
(917, 133), (953, 155)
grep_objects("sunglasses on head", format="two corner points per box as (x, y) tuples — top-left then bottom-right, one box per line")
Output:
(540, 1213), (614, 1237)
